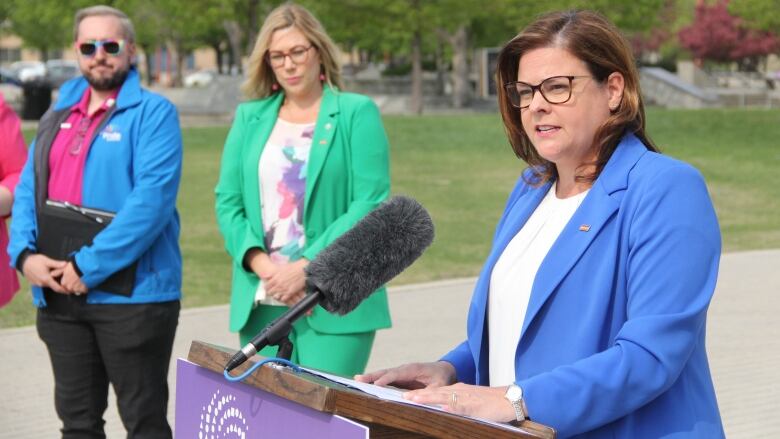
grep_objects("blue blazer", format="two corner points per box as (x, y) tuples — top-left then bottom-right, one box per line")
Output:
(442, 134), (724, 438)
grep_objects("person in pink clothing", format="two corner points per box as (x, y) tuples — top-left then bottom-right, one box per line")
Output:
(0, 92), (28, 307)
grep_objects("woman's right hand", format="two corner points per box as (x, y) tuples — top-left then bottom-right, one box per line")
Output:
(355, 361), (457, 390)
(244, 248), (277, 279)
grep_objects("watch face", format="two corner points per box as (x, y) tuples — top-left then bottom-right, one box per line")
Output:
(506, 385), (523, 401)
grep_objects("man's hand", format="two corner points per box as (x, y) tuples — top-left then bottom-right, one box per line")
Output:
(22, 254), (68, 293)
(59, 262), (88, 295)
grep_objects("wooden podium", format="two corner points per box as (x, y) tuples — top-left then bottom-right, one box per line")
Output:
(176, 341), (556, 438)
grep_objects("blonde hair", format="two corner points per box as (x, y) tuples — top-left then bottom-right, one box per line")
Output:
(243, 2), (343, 99)
(496, 10), (658, 185)
(74, 5), (135, 43)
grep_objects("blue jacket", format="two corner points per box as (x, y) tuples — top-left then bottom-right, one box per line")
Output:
(8, 68), (183, 305)
(441, 134), (724, 438)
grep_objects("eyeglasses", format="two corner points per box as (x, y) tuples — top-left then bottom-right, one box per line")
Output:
(266, 45), (314, 68)
(77, 39), (125, 57)
(504, 75), (592, 109)
(69, 117), (92, 156)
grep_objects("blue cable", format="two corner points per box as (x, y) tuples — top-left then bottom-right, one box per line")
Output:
(223, 357), (302, 382)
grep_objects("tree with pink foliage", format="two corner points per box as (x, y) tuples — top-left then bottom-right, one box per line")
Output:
(678, 0), (778, 71)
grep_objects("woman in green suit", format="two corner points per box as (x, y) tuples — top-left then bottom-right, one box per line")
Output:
(215, 3), (391, 376)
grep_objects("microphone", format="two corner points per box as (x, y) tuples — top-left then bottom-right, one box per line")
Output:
(224, 196), (435, 372)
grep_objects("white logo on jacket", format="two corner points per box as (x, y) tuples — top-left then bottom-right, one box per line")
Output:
(101, 124), (122, 142)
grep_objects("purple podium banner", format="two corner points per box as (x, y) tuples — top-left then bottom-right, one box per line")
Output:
(175, 359), (368, 438)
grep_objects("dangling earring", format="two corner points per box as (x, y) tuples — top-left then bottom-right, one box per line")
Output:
(272, 82), (279, 91)
(319, 72), (326, 82)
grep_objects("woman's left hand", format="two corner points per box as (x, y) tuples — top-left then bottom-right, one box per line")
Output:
(404, 383), (516, 423)
(264, 258), (309, 302)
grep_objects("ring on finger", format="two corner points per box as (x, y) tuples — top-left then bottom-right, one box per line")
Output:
(451, 391), (458, 408)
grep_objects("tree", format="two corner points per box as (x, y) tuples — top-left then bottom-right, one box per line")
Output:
(303, 0), (429, 113)
(0, 2), (11, 27)
(200, 27), (229, 75)
(679, 0), (778, 70)
(223, 0), (264, 76)
(120, 0), (251, 85)
(431, 0), (501, 108)
(729, 0), (780, 69)
(730, 0), (780, 36)
(730, 31), (779, 71)
(552, 0), (675, 62)
(434, 0), (671, 108)
(164, 0), (229, 86)
(115, 0), (167, 85)
(573, 0), (668, 31)
(408, 0), (424, 114)
(222, 19), (244, 75)
(220, 0), (289, 76)
(623, 0), (677, 62)
(302, 0), (410, 64)
(9, 0), (89, 61)
(413, 0), (531, 110)
(126, 0), (234, 86)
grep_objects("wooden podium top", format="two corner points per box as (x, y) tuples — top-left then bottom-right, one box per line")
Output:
(187, 341), (555, 439)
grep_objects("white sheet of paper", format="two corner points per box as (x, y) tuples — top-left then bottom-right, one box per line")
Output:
(299, 366), (528, 434)
(300, 366), (442, 410)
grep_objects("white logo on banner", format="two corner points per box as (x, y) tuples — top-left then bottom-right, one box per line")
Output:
(199, 389), (249, 439)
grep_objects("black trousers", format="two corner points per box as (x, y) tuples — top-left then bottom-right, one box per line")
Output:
(36, 292), (180, 439)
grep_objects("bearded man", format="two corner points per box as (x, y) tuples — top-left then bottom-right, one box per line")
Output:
(8, 5), (182, 438)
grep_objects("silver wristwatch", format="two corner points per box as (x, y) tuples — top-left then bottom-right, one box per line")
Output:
(504, 384), (527, 422)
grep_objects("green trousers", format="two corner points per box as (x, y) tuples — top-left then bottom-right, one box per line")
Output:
(239, 304), (376, 377)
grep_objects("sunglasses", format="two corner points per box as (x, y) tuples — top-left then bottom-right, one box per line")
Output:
(77, 39), (125, 57)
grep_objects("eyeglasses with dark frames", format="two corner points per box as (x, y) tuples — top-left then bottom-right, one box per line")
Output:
(76, 39), (125, 57)
(266, 45), (314, 68)
(504, 75), (592, 109)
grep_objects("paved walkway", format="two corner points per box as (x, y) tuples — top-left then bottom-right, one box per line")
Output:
(1, 249), (778, 438)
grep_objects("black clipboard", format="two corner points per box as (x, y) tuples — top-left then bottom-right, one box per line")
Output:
(36, 200), (137, 296)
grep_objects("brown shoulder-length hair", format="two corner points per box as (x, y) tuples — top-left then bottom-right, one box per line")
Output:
(242, 2), (343, 99)
(496, 10), (658, 185)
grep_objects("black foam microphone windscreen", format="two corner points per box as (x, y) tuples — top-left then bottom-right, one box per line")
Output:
(305, 195), (434, 315)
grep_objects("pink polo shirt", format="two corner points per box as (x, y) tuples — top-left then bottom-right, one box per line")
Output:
(48, 86), (120, 205)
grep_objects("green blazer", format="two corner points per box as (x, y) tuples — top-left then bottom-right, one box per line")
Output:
(215, 86), (392, 334)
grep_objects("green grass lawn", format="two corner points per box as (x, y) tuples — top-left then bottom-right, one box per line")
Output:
(1, 108), (778, 328)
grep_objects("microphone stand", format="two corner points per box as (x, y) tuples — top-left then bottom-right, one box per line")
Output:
(224, 290), (322, 373)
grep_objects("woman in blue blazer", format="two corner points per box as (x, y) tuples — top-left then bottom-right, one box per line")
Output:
(357, 11), (724, 438)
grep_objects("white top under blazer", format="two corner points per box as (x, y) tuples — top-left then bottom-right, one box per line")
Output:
(489, 182), (588, 386)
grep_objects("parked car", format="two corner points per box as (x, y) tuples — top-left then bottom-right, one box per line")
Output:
(9, 61), (46, 83)
(184, 69), (216, 87)
(0, 67), (22, 86)
(45, 59), (80, 88)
